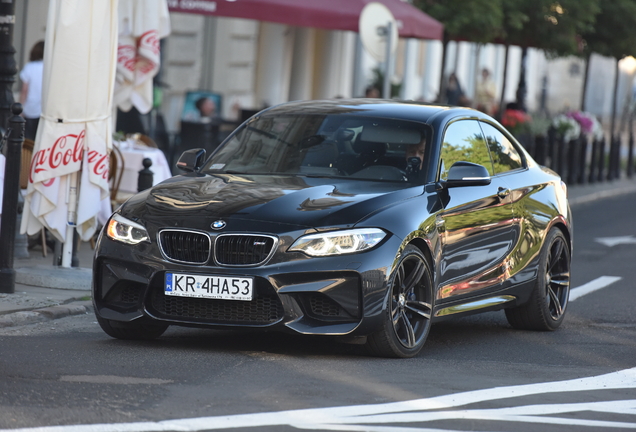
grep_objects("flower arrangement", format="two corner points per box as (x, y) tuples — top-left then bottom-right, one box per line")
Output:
(552, 114), (581, 142)
(528, 115), (551, 137)
(565, 111), (604, 141)
(501, 109), (532, 137)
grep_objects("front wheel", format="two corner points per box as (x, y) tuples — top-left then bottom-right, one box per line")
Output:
(96, 315), (169, 340)
(505, 228), (571, 331)
(367, 245), (434, 358)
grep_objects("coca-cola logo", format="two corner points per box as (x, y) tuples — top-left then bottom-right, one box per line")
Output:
(136, 58), (157, 76)
(87, 149), (109, 181)
(30, 130), (109, 186)
(117, 44), (136, 73)
(138, 30), (160, 56)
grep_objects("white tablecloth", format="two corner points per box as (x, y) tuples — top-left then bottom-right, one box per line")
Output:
(115, 141), (173, 193)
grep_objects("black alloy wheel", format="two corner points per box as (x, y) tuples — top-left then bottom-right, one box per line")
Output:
(506, 228), (571, 331)
(367, 245), (434, 358)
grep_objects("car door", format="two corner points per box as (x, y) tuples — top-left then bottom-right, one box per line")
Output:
(436, 119), (516, 301)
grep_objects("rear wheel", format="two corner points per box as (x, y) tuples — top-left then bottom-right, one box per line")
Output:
(367, 245), (434, 358)
(96, 315), (168, 340)
(505, 228), (570, 331)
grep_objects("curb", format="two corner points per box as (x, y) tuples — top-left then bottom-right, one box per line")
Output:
(0, 301), (93, 329)
(15, 266), (92, 291)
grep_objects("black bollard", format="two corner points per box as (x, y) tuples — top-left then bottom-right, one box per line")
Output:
(597, 137), (605, 182)
(614, 136), (623, 180)
(578, 136), (587, 184)
(0, 103), (25, 293)
(628, 130), (634, 179)
(607, 137), (613, 181)
(71, 229), (80, 268)
(588, 138), (597, 184)
(566, 138), (577, 185)
(556, 136), (566, 178)
(608, 136), (620, 181)
(610, 136), (619, 180)
(534, 134), (546, 166)
(137, 158), (154, 192)
(547, 127), (556, 170)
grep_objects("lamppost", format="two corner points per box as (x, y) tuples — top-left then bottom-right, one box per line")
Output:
(0, 0), (17, 129)
(0, 0), (27, 293)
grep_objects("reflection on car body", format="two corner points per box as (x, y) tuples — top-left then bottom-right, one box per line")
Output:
(94, 100), (572, 358)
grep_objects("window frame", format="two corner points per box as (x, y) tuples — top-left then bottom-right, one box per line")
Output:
(436, 118), (495, 182)
(477, 120), (527, 176)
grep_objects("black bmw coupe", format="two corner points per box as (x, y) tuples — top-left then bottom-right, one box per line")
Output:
(94, 100), (572, 358)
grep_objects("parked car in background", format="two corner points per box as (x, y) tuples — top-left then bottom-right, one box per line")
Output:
(93, 99), (572, 358)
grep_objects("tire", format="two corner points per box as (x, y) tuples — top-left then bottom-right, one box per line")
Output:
(505, 228), (570, 331)
(367, 245), (434, 358)
(96, 315), (169, 340)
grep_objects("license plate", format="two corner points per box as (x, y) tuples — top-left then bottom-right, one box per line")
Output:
(165, 273), (253, 301)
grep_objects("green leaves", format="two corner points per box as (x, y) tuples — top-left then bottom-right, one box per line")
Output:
(416, 0), (503, 43)
(417, 0), (613, 58)
(580, 0), (636, 60)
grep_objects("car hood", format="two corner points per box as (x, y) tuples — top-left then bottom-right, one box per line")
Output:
(122, 173), (423, 231)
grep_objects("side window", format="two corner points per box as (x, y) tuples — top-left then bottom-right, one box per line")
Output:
(439, 119), (494, 180)
(480, 122), (523, 174)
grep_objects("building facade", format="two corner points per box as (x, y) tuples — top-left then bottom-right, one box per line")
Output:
(15, 2), (636, 137)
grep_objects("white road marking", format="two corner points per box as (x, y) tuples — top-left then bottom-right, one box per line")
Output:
(569, 276), (622, 301)
(59, 376), (173, 385)
(3, 367), (635, 432)
(595, 235), (636, 247)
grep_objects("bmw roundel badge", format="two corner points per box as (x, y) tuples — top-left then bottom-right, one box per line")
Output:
(211, 220), (226, 230)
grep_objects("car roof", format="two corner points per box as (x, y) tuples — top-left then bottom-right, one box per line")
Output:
(259, 99), (491, 125)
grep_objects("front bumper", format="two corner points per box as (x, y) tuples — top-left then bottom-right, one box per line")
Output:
(93, 231), (401, 336)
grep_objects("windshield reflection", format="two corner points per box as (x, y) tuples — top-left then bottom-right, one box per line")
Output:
(202, 113), (431, 184)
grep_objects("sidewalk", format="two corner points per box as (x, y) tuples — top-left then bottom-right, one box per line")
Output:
(2, 176), (636, 329)
(0, 238), (95, 328)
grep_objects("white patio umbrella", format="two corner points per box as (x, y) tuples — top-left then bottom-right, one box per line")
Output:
(21, 0), (118, 267)
(114, 0), (170, 115)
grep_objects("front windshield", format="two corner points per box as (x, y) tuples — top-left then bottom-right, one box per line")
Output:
(201, 113), (431, 183)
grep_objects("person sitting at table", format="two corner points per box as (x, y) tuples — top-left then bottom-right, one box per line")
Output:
(194, 96), (219, 123)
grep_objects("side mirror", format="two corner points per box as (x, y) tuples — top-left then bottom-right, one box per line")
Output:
(440, 161), (491, 189)
(176, 148), (206, 172)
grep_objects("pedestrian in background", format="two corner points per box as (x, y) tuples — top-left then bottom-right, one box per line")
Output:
(445, 73), (464, 106)
(195, 96), (219, 122)
(20, 40), (45, 140)
(365, 86), (380, 98)
(475, 68), (497, 115)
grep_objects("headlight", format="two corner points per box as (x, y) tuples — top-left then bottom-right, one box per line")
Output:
(106, 214), (150, 245)
(289, 228), (386, 257)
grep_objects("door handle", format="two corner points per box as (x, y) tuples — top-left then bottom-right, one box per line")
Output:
(497, 187), (510, 199)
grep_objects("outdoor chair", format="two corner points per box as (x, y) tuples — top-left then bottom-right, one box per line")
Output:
(127, 133), (158, 148)
(109, 144), (125, 207)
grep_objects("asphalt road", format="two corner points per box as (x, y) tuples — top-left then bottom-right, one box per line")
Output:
(0, 192), (634, 432)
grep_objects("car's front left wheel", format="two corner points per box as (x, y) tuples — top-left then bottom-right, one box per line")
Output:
(96, 315), (169, 340)
(367, 245), (434, 358)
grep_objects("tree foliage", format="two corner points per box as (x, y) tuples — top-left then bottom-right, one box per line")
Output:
(580, 0), (636, 59)
(502, 0), (599, 57)
(417, 0), (600, 57)
(415, 0), (504, 44)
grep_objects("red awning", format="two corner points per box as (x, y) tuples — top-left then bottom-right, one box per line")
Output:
(167, 0), (443, 40)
